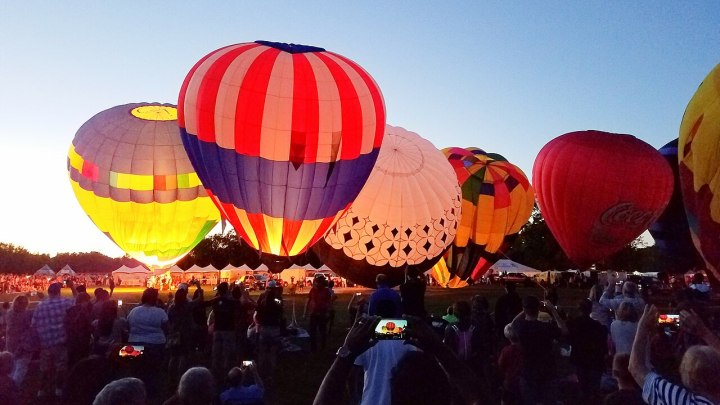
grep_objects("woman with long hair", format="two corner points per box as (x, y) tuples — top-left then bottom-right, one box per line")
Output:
(5, 295), (36, 384)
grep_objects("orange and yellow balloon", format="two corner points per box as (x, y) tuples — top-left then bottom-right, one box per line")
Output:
(432, 148), (534, 287)
(67, 103), (221, 270)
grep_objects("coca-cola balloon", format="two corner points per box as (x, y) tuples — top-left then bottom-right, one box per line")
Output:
(533, 130), (673, 268)
(679, 62), (720, 280)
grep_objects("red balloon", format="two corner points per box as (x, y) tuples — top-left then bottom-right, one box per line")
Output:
(533, 130), (673, 268)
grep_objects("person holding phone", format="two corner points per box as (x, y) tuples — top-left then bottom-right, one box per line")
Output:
(510, 295), (568, 405)
(220, 362), (264, 405)
(629, 305), (720, 404)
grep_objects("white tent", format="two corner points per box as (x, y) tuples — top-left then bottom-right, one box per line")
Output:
(220, 264), (249, 283)
(184, 265), (219, 285)
(112, 265), (150, 286)
(167, 265), (185, 274)
(34, 264), (55, 276)
(57, 264), (77, 276)
(489, 259), (540, 275)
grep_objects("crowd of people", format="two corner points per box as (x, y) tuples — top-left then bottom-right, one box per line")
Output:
(0, 266), (717, 404)
(0, 274), (111, 294)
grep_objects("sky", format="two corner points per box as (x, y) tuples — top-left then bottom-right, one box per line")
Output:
(1, 2), (718, 258)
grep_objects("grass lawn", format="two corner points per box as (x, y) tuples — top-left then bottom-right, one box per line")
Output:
(1, 284), (591, 404)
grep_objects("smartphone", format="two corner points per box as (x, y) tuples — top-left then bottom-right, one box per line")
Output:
(374, 319), (407, 340)
(355, 292), (362, 296)
(117, 299), (123, 307)
(118, 345), (144, 358)
(658, 314), (680, 331)
(242, 360), (253, 367)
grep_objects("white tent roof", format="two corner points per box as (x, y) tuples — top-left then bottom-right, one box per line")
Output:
(489, 259), (540, 274)
(34, 264), (55, 276)
(253, 264), (269, 272)
(168, 265), (185, 274)
(112, 265), (150, 274)
(57, 264), (77, 276)
(185, 264), (219, 273)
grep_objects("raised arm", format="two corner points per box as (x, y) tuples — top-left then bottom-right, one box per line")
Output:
(313, 316), (380, 405)
(543, 300), (568, 336)
(629, 304), (657, 386)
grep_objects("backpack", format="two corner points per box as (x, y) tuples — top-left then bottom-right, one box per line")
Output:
(451, 324), (476, 361)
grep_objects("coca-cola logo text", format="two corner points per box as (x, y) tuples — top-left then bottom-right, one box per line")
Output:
(599, 202), (656, 228)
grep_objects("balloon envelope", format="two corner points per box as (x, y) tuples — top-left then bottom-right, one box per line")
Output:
(648, 139), (704, 273)
(439, 148), (534, 285)
(67, 103), (221, 269)
(533, 130), (673, 268)
(679, 62), (720, 279)
(315, 126), (461, 287)
(178, 41), (385, 257)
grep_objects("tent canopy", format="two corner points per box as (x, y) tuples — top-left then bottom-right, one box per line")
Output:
(489, 259), (540, 275)
(112, 265), (150, 274)
(57, 264), (77, 276)
(34, 264), (55, 276)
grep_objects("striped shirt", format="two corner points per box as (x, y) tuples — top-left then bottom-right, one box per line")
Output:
(642, 372), (715, 405)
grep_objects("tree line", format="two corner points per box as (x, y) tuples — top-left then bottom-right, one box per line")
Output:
(0, 209), (662, 274)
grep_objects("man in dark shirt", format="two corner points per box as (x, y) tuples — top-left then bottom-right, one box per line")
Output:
(400, 266), (426, 317)
(368, 274), (402, 317)
(511, 295), (568, 405)
(211, 282), (237, 379)
(567, 299), (608, 403)
(494, 282), (523, 334)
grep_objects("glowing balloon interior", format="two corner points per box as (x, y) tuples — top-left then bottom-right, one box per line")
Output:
(438, 148), (534, 285)
(67, 103), (221, 269)
(178, 41), (385, 257)
(315, 125), (461, 287)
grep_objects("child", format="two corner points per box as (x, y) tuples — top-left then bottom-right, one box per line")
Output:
(498, 324), (522, 405)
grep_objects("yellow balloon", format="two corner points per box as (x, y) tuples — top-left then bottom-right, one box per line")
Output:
(679, 62), (720, 279)
(67, 103), (221, 269)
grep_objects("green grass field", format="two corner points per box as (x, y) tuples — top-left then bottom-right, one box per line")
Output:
(1, 284), (590, 404)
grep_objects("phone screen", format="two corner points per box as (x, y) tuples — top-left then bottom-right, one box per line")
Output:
(374, 319), (407, 340)
(117, 299), (123, 307)
(118, 345), (144, 358)
(658, 314), (680, 331)
(242, 360), (253, 367)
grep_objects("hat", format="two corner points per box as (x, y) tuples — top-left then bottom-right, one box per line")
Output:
(267, 280), (278, 288)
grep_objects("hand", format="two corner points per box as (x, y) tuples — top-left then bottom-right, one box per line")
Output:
(680, 309), (708, 336)
(404, 316), (444, 354)
(342, 315), (380, 357)
(638, 304), (659, 332)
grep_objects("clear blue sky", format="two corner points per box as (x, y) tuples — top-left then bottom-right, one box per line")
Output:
(1, 2), (718, 258)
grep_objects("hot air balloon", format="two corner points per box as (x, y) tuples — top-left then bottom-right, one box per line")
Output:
(679, 62), (720, 280)
(533, 130), (673, 268)
(178, 41), (385, 261)
(67, 103), (221, 270)
(437, 148), (534, 285)
(314, 126), (461, 287)
(648, 139), (704, 273)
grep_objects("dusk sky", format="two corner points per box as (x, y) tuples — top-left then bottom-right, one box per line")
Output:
(1, 2), (719, 258)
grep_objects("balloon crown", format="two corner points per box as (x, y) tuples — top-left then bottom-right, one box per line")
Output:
(255, 40), (326, 54)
